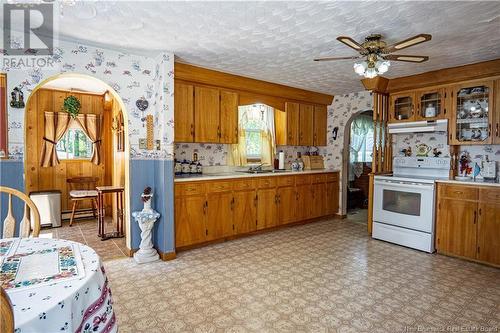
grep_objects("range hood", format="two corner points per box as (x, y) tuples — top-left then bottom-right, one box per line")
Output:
(388, 119), (448, 134)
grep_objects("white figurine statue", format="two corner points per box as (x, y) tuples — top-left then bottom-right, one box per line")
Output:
(132, 187), (160, 263)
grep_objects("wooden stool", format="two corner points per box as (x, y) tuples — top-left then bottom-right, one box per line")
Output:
(96, 186), (125, 240)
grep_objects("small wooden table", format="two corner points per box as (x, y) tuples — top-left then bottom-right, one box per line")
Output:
(96, 186), (125, 240)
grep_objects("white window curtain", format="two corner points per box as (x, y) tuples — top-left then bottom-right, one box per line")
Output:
(349, 114), (374, 181)
(229, 104), (276, 166)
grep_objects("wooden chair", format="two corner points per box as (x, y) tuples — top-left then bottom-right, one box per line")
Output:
(0, 186), (40, 238)
(67, 177), (99, 226)
(0, 287), (14, 333)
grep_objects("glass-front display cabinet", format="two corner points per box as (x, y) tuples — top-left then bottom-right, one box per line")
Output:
(451, 81), (493, 145)
(416, 88), (446, 120)
(389, 92), (416, 122)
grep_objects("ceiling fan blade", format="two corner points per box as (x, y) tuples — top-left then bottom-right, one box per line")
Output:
(336, 36), (367, 52)
(384, 34), (432, 52)
(314, 56), (362, 62)
(384, 54), (429, 63)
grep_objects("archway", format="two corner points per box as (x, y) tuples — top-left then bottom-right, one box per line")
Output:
(23, 73), (131, 249)
(341, 108), (373, 219)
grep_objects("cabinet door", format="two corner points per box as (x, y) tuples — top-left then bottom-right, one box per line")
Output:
(278, 186), (296, 224)
(478, 202), (500, 265)
(436, 198), (477, 258)
(174, 82), (194, 142)
(450, 81), (494, 145)
(389, 92), (416, 122)
(325, 181), (339, 215)
(206, 192), (233, 240)
(220, 90), (238, 144)
(299, 104), (314, 146)
(295, 184), (312, 220)
(285, 102), (299, 145)
(313, 105), (327, 146)
(233, 190), (257, 234)
(311, 183), (325, 218)
(494, 79), (500, 144)
(175, 195), (206, 247)
(194, 86), (220, 143)
(416, 88), (445, 121)
(257, 188), (278, 229)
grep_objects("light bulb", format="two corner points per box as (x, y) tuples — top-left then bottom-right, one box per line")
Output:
(353, 63), (366, 75)
(377, 61), (390, 74)
(365, 68), (377, 79)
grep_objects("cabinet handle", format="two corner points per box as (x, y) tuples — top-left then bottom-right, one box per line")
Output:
(203, 201), (207, 215)
(235, 127), (238, 138)
(496, 123), (499, 137)
(275, 194), (278, 204)
(473, 211), (476, 224)
(190, 124), (194, 136)
(254, 195), (258, 207)
(278, 194), (281, 204)
(217, 126), (221, 138)
(489, 123), (492, 136)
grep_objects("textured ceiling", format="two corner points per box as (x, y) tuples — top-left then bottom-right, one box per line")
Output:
(27, 2), (500, 94)
(43, 77), (108, 94)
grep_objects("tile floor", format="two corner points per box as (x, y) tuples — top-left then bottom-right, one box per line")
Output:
(101, 217), (500, 333)
(40, 218), (128, 261)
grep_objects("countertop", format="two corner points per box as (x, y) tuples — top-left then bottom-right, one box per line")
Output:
(436, 179), (500, 188)
(174, 169), (340, 183)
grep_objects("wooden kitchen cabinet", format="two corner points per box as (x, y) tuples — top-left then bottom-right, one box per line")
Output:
(313, 105), (328, 146)
(299, 104), (314, 146)
(450, 80), (494, 145)
(220, 90), (239, 144)
(206, 191), (234, 241)
(257, 187), (278, 229)
(233, 189), (257, 234)
(415, 88), (446, 121)
(389, 92), (416, 122)
(436, 183), (500, 267)
(278, 185), (297, 224)
(174, 82), (194, 142)
(175, 195), (207, 247)
(285, 102), (300, 146)
(493, 79), (500, 144)
(174, 172), (340, 250)
(436, 198), (477, 259)
(194, 86), (220, 143)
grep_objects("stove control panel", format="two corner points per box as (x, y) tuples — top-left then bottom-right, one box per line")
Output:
(393, 157), (451, 169)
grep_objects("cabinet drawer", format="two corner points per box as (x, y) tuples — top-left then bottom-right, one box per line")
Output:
(175, 183), (206, 196)
(233, 179), (255, 191)
(258, 177), (277, 189)
(325, 172), (339, 182)
(295, 175), (312, 185)
(439, 185), (477, 200)
(479, 188), (500, 203)
(277, 176), (295, 187)
(311, 174), (326, 184)
(207, 181), (233, 193)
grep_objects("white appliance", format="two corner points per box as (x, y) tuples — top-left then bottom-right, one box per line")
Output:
(388, 119), (448, 134)
(372, 157), (450, 253)
(29, 191), (61, 227)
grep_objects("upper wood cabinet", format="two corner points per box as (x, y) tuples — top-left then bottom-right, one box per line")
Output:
(286, 102), (300, 146)
(389, 92), (416, 122)
(194, 86), (220, 143)
(299, 104), (314, 146)
(415, 88), (446, 121)
(220, 90), (239, 144)
(493, 79), (500, 145)
(174, 82), (194, 142)
(313, 105), (327, 146)
(450, 80), (494, 145)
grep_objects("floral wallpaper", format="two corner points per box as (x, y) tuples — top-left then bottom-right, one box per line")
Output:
(2, 40), (174, 160)
(174, 143), (228, 166)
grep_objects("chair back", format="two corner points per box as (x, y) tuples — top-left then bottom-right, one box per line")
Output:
(0, 287), (14, 333)
(0, 186), (40, 238)
(67, 177), (99, 192)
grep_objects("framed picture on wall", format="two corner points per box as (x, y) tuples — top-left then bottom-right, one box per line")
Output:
(0, 73), (7, 158)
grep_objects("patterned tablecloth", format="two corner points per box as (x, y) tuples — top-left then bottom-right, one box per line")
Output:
(0, 238), (117, 333)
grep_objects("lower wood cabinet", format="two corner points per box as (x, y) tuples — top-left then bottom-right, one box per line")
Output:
(436, 184), (500, 266)
(175, 172), (340, 249)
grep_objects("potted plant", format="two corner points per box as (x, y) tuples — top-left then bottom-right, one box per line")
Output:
(62, 95), (81, 118)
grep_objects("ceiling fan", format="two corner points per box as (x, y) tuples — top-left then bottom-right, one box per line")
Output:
(314, 34), (432, 78)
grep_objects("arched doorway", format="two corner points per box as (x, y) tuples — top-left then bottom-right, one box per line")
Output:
(23, 73), (131, 250)
(341, 109), (373, 221)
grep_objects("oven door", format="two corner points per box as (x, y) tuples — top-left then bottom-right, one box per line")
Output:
(373, 179), (435, 233)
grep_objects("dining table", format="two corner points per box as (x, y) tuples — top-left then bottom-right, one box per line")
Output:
(0, 237), (117, 333)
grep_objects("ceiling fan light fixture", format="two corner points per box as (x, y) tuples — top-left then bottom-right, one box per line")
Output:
(353, 59), (390, 78)
(353, 62), (366, 75)
(376, 60), (390, 74)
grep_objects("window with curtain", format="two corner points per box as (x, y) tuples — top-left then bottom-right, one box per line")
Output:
(350, 113), (374, 163)
(56, 122), (93, 160)
(229, 104), (276, 166)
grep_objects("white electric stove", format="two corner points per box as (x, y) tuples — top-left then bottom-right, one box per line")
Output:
(372, 157), (451, 253)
